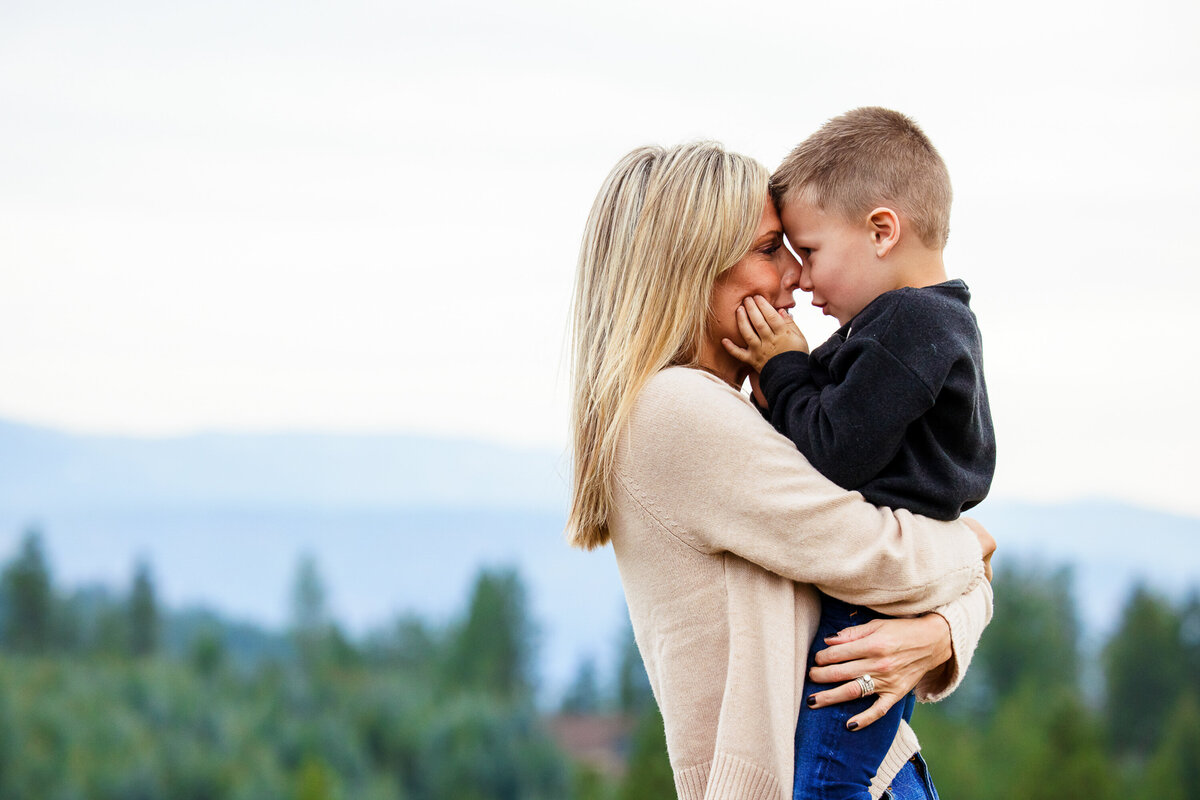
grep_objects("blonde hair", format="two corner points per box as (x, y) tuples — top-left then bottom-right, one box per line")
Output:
(566, 142), (769, 550)
(771, 107), (953, 249)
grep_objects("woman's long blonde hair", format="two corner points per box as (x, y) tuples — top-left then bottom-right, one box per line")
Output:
(566, 142), (769, 550)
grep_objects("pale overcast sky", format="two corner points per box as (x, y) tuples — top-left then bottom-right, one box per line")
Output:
(2, 0), (1198, 514)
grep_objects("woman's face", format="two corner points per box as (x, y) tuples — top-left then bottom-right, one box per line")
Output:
(701, 197), (801, 383)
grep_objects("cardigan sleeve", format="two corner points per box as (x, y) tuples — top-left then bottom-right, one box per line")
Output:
(617, 368), (985, 616)
(915, 578), (994, 702)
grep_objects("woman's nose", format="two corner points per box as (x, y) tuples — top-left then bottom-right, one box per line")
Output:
(797, 261), (813, 292)
(779, 251), (801, 293)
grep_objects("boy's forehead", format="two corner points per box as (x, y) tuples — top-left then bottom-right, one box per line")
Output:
(779, 197), (824, 236)
(780, 195), (861, 241)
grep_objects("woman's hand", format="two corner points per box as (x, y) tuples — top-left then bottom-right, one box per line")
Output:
(806, 613), (953, 730)
(962, 516), (995, 582)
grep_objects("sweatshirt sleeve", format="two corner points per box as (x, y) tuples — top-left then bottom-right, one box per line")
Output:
(617, 368), (984, 615)
(758, 298), (948, 491)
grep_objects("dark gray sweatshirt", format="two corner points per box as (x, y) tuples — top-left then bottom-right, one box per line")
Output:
(758, 279), (995, 521)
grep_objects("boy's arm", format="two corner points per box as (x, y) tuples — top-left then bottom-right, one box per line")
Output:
(758, 298), (949, 491)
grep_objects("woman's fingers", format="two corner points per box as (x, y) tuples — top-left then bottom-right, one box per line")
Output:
(962, 516), (996, 582)
(809, 657), (874, 686)
(805, 679), (867, 709)
(813, 621), (887, 668)
(846, 693), (902, 730)
(805, 680), (904, 731)
(806, 677), (905, 730)
(822, 619), (884, 646)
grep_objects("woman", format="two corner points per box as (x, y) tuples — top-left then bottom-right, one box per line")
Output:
(566, 142), (993, 800)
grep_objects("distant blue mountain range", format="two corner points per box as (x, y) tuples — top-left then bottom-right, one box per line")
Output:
(0, 419), (569, 511)
(0, 418), (1196, 701)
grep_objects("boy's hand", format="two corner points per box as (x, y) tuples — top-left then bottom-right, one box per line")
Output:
(721, 295), (810, 372)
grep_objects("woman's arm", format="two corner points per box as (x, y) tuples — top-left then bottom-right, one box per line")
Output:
(619, 368), (985, 611)
(806, 572), (994, 728)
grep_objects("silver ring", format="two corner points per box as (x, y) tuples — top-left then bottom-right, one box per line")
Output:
(854, 674), (876, 697)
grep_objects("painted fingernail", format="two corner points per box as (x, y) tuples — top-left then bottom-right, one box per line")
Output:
(847, 721), (858, 731)
(807, 695), (817, 707)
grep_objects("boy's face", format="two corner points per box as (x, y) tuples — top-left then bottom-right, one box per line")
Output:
(779, 197), (895, 326)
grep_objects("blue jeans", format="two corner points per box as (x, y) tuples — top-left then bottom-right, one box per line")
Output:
(793, 595), (917, 800)
(881, 755), (940, 800)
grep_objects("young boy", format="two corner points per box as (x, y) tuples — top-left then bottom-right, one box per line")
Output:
(722, 107), (996, 800)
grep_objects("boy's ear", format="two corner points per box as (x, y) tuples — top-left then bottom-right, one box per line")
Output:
(867, 207), (901, 258)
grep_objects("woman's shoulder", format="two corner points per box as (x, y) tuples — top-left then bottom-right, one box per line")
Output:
(625, 367), (769, 456)
(642, 365), (748, 403)
(636, 367), (754, 423)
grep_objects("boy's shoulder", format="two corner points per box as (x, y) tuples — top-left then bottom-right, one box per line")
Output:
(860, 279), (972, 321)
(843, 280), (982, 380)
(852, 279), (978, 341)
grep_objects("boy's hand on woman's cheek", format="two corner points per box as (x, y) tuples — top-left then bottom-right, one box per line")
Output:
(721, 295), (810, 371)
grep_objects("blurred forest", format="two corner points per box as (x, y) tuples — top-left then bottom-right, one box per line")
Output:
(0, 526), (1197, 799)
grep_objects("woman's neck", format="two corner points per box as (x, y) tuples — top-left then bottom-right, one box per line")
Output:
(695, 339), (747, 389)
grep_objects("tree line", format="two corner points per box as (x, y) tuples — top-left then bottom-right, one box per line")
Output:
(0, 526), (1197, 799)
(0, 527), (668, 800)
(914, 562), (1200, 799)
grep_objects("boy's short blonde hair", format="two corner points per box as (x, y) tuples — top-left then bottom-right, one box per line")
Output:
(771, 107), (952, 249)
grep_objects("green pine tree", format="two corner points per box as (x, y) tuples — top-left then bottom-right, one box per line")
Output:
(562, 656), (602, 714)
(443, 567), (535, 700)
(291, 553), (332, 670)
(1011, 691), (1118, 800)
(128, 559), (159, 658)
(614, 625), (653, 714)
(1104, 584), (1187, 757)
(973, 561), (1080, 703)
(0, 528), (54, 653)
(617, 705), (673, 800)
(1142, 691), (1200, 800)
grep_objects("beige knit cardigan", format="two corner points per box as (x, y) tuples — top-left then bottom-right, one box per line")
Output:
(609, 367), (993, 800)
